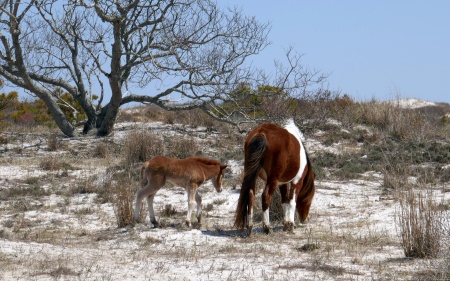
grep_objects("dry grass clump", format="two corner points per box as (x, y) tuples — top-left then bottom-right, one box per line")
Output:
(357, 101), (427, 140)
(166, 136), (200, 158)
(177, 109), (218, 131)
(382, 161), (411, 192)
(109, 170), (141, 227)
(312, 95), (446, 143)
(158, 108), (217, 130)
(39, 156), (73, 171)
(123, 130), (164, 165)
(397, 188), (444, 259)
(162, 111), (176, 125)
(116, 106), (153, 123)
(47, 133), (60, 151)
(161, 204), (178, 217)
(2, 184), (51, 200)
(93, 142), (110, 158)
(68, 176), (100, 195)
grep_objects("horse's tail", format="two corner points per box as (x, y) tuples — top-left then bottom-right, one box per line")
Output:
(296, 152), (316, 222)
(235, 134), (266, 230)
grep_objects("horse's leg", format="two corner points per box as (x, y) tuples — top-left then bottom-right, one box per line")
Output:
(279, 183), (294, 232)
(186, 184), (198, 227)
(261, 180), (278, 234)
(195, 190), (202, 225)
(134, 188), (147, 223)
(146, 193), (159, 227)
(279, 183), (289, 219)
(282, 182), (298, 232)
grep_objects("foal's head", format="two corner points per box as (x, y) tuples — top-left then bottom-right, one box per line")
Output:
(212, 164), (227, 193)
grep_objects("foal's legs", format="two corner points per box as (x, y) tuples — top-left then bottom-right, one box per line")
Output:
(146, 193), (159, 227)
(195, 191), (202, 225)
(186, 185), (198, 227)
(134, 188), (148, 223)
(134, 172), (164, 225)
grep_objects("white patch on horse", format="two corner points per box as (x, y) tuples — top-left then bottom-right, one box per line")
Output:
(288, 197), (296, 222)
(283, 119), (307, 185)
(282, 203), (289, 222)
(263, 208), (270, 226)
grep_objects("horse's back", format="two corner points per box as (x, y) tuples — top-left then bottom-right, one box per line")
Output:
(143, 156), (212, 187)
(246, 123), (301, 183)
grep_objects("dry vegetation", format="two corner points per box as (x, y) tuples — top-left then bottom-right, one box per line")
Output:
(0, 98), (449, 280)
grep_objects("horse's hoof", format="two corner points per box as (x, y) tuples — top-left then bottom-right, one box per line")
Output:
(151, 220), (160, 228)
(263, 224), (272, 234)
(283, 221), (295, 232)
(185, 221), (192, 228)
(246, 226), (253, 237)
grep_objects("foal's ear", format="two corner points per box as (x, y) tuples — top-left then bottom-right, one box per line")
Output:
(220, 164), (228, 170)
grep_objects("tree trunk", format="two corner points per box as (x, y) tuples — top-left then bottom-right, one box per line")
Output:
(97, 103), (119, 136)
(97, 20), (124, 137)
(41, 95), (77, 137)
(97, 77), (122, 136)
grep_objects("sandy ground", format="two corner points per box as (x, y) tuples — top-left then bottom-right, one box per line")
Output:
(0, 120), (448, 281)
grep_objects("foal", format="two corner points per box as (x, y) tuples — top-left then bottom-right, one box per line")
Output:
(134, 156), (227, 227)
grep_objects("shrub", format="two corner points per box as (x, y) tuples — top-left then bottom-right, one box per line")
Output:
(161, 204), (178, 217)
(166, 136), (200, 159)
(397, 188), (444, 258)
(110, 170), (140, 227)
(68, 177), (99, 195)
(123, 130), (164, 165)
(47, 133), (59, 151)
(40, 157), (72, 171)
(93, 143), (110, 158)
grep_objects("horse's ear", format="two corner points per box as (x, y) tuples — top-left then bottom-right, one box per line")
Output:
(220, 164), (227, 170)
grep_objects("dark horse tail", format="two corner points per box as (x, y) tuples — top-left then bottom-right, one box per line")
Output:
(235, 134), (266, 230)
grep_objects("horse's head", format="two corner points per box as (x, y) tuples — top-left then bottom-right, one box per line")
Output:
(212, 164), (227, 193)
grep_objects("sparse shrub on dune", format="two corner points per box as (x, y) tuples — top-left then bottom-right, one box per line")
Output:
(107, 169), (142, 227)
(397, 188), (445, 259)
(165, 136), (200, 159)
(123, 130), (164, 165)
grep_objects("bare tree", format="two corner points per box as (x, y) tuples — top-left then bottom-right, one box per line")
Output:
(0, 0), (324, 137)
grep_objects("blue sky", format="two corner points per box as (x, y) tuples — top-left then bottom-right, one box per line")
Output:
(224, 1), (450, 103)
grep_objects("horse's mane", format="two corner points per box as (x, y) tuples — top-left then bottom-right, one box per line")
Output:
(188, 157), (221, 166)
(283, 118), (305, 142)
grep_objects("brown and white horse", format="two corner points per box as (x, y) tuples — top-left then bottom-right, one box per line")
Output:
(235, 119), (315, 236)
(134, 156), (227, 227)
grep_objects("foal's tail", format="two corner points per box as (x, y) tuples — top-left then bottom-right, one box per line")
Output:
(235, 134), (266, 230)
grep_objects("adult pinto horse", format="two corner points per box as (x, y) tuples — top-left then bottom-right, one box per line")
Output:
(235, 119), (315, 236)
(134, 156), (227, 227)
